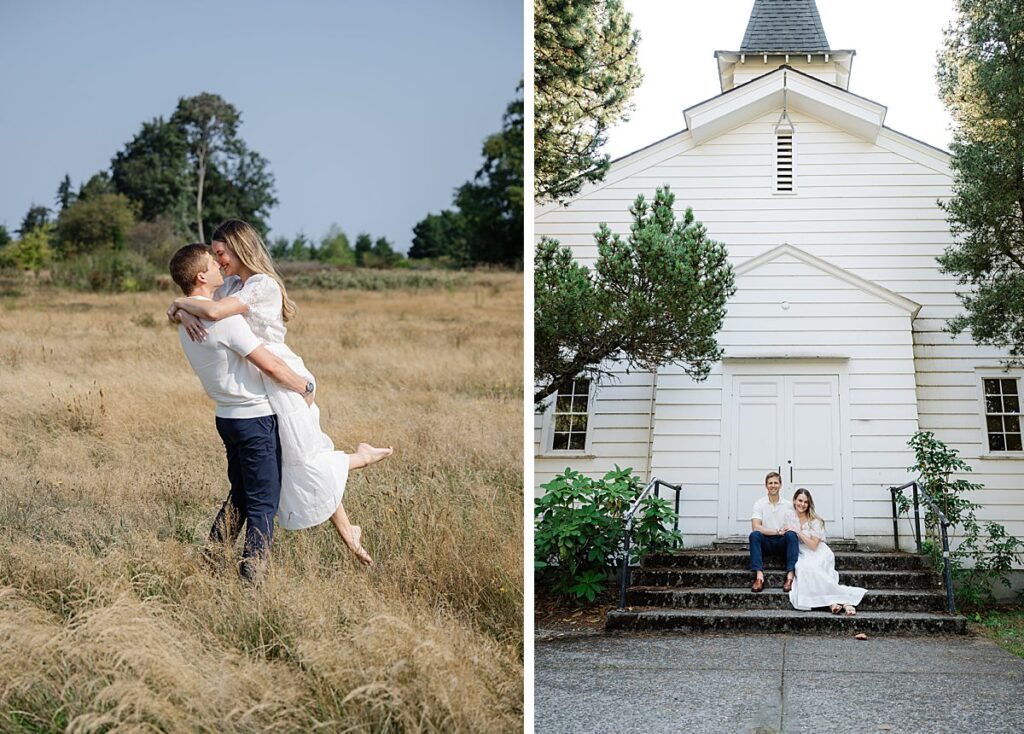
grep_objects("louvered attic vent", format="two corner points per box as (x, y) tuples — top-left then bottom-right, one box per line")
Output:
(776, 132), (794, 192)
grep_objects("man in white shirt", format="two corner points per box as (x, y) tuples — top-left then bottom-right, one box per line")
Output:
(169, 243), (314, 583)
(749, 471), (799, 593)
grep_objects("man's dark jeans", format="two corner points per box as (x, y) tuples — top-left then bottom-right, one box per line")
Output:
(749, 530), (799, 573)
(211, 414), (282, 582)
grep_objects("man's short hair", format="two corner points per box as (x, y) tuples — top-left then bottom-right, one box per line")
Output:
(169, 243), (211, 295)
(765, 471), (782, 485)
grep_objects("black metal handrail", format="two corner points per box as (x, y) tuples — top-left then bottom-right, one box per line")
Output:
(889, 479), (956, 614)
(617, 477), (683, 611)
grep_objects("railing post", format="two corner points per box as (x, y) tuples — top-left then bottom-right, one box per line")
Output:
(890, 488), (900, 552)
(618, 524), (633, 611)
(673, 484), (681, 549)
(940, 521), (956, 614)
(912, 482), (922, 553)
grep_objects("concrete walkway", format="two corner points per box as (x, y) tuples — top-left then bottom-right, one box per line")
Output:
(535, 632), (1024, 733)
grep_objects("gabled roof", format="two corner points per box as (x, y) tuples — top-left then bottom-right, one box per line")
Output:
(740, 0), (830, 52)
(735, 244), (922, 317)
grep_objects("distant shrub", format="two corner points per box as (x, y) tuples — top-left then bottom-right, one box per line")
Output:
(287, 267), (470, 291)
(52, 248), (160, 292)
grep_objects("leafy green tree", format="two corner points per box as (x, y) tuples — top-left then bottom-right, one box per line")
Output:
(77, 172), (116, 201)
(937, 0), (1024, 364)
(534, 186), (735, 404)
(535, 0), (642, 203)
(354, 232), (373, 267)
(111, 117), (188, 223)
(170, 93), (277, 241)
(289, 232), (313, 261)
(456, 85), (524, 266)
(318, 224), (355, 266)
(55, 193), (136, 257)
(409, 209), (469, 264)
(18, 205), (51, 236)
(1, 226), (53, 271)
(56, 174), (76, 211)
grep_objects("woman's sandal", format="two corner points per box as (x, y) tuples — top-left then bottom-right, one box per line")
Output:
(844, 604), (857, 616)
(830, 603), (843, 615)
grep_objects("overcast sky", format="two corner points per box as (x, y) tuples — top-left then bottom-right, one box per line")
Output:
(605, 0), (956, 160)
(0, 0), (523, 251)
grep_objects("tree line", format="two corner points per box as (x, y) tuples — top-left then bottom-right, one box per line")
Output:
(1, 86), (524, 288)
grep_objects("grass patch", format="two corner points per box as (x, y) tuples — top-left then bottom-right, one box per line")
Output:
(969, 607), (1024, 658)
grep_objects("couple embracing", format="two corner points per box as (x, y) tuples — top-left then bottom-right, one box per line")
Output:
(749, 471), (866, 616)
(168, 219), (391, 582)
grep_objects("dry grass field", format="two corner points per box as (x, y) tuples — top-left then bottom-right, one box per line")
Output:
(0, 272), (523, 733)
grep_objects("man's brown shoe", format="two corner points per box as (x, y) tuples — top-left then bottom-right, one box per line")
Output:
(782, 576), (794, 593)
(751, 577), (765, 593)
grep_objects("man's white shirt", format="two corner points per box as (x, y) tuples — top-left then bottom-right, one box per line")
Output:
(178, 308), (272, 419)
(751, 496), (796, 532)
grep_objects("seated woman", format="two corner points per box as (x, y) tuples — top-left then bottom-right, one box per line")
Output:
(785, 488), (866, 616)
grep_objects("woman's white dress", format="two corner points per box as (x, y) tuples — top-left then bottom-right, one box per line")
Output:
(216, 273), (348, 530)
(788, 518), (866, 611)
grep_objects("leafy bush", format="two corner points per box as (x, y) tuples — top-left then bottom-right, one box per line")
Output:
(535, 466), (681, 601)
(903, 431), (1024, 606)
(51, 248), (160, 293)
(0, 227), (53, 272)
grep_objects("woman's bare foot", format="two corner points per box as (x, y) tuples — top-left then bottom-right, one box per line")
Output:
(355, 443), (393, 467)
(830, 603), (843, 615)
(844, 604), (857, 616)
(342, 525), (373, 566)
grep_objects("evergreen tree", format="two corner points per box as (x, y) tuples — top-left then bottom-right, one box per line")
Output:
(456, 85), (524, 266)
(354, 232), (373, 266)
(937, 0), (1024, 364)
(534, 0), (642, 203)
(77, 172), (115, 201)
(410, 209), (469, 263)
(0, 225), (11, 248)
(17, 205), (51, 236)
(535, 187), (735, 404)
(56, 174), (76, 211)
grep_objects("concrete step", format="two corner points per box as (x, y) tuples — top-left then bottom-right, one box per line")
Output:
(713, 538), (859, 552)
(626, 586), (947, 612)
(632, 568), (938, 590)
(606, 608), (967, 635)
(641, 550), (931, 572)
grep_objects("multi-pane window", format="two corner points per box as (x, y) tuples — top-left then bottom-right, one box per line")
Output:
(984, 378), (1022, 452)
(551, 379), (591, 451)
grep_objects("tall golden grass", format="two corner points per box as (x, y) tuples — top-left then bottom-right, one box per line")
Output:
(0, 272), (523, 732)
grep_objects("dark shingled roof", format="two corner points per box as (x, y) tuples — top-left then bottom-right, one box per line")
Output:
(740, 0), (831, 53)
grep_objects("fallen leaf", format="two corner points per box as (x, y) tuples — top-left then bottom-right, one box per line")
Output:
(855, 633), (868, 640)
(877, 725), (893, 731)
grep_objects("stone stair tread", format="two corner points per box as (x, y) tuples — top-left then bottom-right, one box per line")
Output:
(614, 607), (960, 620)
(629, 585), (943, 597)
(641, 567), (930, 576)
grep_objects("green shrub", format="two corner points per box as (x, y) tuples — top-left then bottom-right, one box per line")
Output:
(903, 430), (1024, 606)
(534, 466), (681, 601)
(51, 248), (160, 293)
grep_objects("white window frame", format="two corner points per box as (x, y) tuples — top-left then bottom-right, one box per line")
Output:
(976, 370), (1024, 459)
(538, 377), (596, 458)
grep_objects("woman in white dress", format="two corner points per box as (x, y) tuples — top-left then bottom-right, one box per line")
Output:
(785, 488), (866, 616)
(168, 219), (391, 566)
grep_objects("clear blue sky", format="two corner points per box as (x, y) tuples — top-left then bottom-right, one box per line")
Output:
(0, 0), (523, 252)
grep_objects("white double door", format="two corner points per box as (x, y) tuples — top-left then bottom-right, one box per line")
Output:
(720, 372), (845, 538)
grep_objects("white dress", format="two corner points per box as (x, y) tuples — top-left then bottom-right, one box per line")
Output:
(788, 518), (866, 611)
(216, 274), (348, 530)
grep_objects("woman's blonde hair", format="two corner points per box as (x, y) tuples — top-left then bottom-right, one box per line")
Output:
(210, 219), (297, 322)
(792, 488), (825, 531)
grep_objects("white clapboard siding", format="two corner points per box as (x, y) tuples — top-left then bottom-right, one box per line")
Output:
(535, 103), (1023, 555)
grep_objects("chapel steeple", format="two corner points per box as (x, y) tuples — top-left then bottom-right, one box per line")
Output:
(715, 0), (855, 91)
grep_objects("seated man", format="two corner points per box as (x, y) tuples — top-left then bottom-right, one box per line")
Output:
(749, 471), (798, 593)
